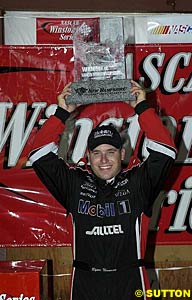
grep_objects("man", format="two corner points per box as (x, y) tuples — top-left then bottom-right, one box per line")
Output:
(29, 80), (176, 300)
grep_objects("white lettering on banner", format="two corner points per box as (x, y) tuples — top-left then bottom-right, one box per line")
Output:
(49, 26), (74, 41)
(59, 34), (73, 41)
(0, 103), (192, 166)
(142, 53), (165, 90)
(0, 294), (35, 300)
(164, 52), (191, 93)
(0, 102), (47, 167)
(176, 116), (192, 164)
(167, 176), (192, 231)
(138, 52), (192, 92)
(49, 25), (73, 34)
(149, 176), (192, 232)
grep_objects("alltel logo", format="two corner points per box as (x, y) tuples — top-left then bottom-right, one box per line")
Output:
(0, 294), (36, 300)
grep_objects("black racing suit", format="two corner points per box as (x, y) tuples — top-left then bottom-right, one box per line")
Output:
(29, 102), (176, 300)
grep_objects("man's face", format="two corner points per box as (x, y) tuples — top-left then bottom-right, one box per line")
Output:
(88, 144), (125, 180)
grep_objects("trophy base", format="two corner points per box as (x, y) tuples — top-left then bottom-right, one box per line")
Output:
(66, 79), (135, 105)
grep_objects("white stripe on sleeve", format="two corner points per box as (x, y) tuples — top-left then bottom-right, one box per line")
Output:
(29, 142), (58, 164)
(146, 139), (176, 159)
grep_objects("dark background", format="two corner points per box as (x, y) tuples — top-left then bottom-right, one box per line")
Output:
(0, 0), (191, 13)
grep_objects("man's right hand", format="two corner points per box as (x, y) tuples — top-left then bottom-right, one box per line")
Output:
(57, 82), (79, 113)
(128, 80), (147, 108)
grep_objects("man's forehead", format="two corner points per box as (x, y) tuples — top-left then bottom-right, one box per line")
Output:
(91, 144), (119, 152)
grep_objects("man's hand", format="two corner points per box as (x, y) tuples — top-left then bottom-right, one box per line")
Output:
(127, 80), (146, 108)
(57, 82), (80, 113)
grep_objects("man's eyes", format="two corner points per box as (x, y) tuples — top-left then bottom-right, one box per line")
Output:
(92, 150), (116, 156)
(92, 151), (100, 155)
(108, 150), (116, 154)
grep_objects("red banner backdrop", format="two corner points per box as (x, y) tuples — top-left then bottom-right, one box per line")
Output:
(0, 44), (191, 247)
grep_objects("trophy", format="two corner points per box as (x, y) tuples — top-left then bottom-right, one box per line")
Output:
(66, 18), (135, 105)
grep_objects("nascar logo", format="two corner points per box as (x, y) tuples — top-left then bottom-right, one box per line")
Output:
(149, 24), (192, 34)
